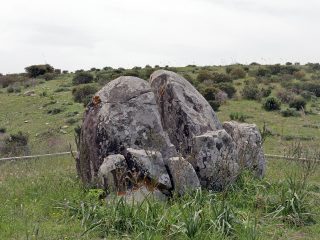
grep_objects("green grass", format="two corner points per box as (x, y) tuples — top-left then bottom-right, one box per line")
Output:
(0, 75), (84, 154)
(0, 156), (319, 239)
(0, 64), (320, 239)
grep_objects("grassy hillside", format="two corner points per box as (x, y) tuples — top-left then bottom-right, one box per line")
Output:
(0, 63), (319, 155)
(0, 63), (319, 239)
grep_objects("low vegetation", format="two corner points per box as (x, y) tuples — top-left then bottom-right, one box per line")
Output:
(0, 62), (320, 238)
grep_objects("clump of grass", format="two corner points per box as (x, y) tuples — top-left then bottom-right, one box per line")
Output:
(229, 112), (250, 122)
(280, 108), (300, 117)
(47, 107), (64, 115)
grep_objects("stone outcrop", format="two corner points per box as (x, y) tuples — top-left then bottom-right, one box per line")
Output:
(150, 70), (222, 155)
(191, 130), (239, 190)
(77, 71), (266, 200)
(223, 121), (265, 177)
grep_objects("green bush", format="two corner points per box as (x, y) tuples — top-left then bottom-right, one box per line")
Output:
(72, 85), (98, 106)
(47, 107), (64, 115)
(260, 87), (272, 97)
(300, 91), (315, 101)
(0, 74), (28, 88)
(1, 131), (29, 156)
(241, 82), (260, 100)
(216, 82), (236, 98)
(208, 100), (220, 111)
(197, 70), (211, 82)
(280, 108), (300, 117)
(42, 72), (58, 81)
(211, 72), (232, 83)
(7, 84), (21, 93)
(255, 68), (270, 77)
(72, 72), (94, 85)
(25, 64), (54, 78)
(262, 96), (281, 111)
(229, 112), (249, 122)
(276, 89), (295, 103)
(301, 82), (320, 97)
(289, 96), (306, 110)
(202, 87), (219, 101)
(230, 67), (246, 79)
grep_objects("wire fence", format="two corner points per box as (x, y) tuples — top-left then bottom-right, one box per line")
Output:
(0, 151), (319, 163)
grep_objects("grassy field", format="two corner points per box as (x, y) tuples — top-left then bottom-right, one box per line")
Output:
(0, 155), (319, 239)
(0, 64), (319, 239)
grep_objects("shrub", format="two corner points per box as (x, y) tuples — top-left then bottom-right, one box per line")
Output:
(42, 73), (58, 81)
(25, 64), (54, 78)
(300, 91), (315, 101)
(72, 72), (94, 85)
(293, 70), (306, 79)
(54, 69), (61, 74)
(276, 89), (295, 103)
(215, 91), (228, 104)
(0, 74), (28, 88)
(1, 131), (29, 156)
(47, 107), (63, 115)
(123, 69), (141, 77)
(7, 84), (21, 93)
(54, 87), (70, 92)
(241, 82), (260, 100)
(301, 82), (320, 97)
(289, 96), (306, 110)
(208, 100), (220, 111)
(280, 108), (300, 117)
(197, 70), (212, 82)
(216, 82), (236, 98)
(62, 70), (69, 74)
(182, 73), (194, 83)
(202, 87), (219, 101)
(260, 87), (272, 97)
(72, 85), (98, 106)
(230, 67), (246, 79)
(229, 112), (249, 122)
(255, 68), (270, 77)
(211, 72), (232, 83)
(7, 86), (14, 93)
(262, 97), (281, 111)
(65, 118), (78, 125)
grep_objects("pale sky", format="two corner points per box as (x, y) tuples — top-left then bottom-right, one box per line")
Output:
(1, 0), (320, 73)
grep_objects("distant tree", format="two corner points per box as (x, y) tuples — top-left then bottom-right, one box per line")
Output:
(25, 64), (54, 78)
(197, 70), (212, 82)
(54, 69), (61, 74)
(72, 72), (94, 85)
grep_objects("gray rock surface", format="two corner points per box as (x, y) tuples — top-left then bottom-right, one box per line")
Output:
(150, 70), (222, 155)
(223, 121), (265, 177)
(167, 157), (200, 195)
(77, 71), (266, 198)
(125, 148), (172, 189)
(78, 76), (176, 184)
(191, 130), (239, 190)
(98, 154), (128, 192)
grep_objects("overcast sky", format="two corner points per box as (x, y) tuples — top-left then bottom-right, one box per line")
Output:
(1, 0), (320, 73)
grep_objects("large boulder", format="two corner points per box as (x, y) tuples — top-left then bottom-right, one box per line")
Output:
(77, 71), (266, 199)
(191, 130), (239, 190)
(166, 157), (200, 195)
(223, 121), (265, 177)
(78, 76), (176, 186)
(150, 70), (222, 155)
